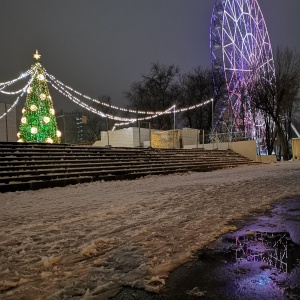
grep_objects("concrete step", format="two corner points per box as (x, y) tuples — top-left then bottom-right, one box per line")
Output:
(0, 160), (252, 178)
(0, 162), (246, 193)
(0, 142), (256, 193)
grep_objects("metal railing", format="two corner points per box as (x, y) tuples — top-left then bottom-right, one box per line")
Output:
(208, 131), (254, 144)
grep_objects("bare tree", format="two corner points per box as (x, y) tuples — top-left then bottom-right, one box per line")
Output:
(247, 46), (300, 159)
(83, 111), (107, 142)
(180, 67), (215, 130)
(125, 63), (181, 129)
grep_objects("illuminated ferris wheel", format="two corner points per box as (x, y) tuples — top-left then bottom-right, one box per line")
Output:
(210, 0), (275, 138)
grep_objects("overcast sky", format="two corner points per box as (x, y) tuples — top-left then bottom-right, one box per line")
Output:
(1, 0), (300, 111)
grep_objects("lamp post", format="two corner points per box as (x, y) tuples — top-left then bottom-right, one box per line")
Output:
(5, 103), (8, 142)
(211, 98), (214, 132)
(173, 105), (176, 148)
(106, 114), (109, 146)
(56, 112), (66, 143)
(103, 96), (111, 147)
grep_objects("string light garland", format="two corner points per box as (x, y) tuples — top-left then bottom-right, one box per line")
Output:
(111, 99), (214, 129)
(46, 72), (159, 115)
(49, 80), (106, 117)
(1, 53), (213, 132)
(0, 85), (29, 95)
(111, 105), (176, 130)
(46, 73), (213, 123)
(0, 70), (31, 96)
(49, 79), (183, 123)
(47, 72), (212, 116)
(0, 68), (37, 120)
(0, 69), (31, 87)
(49, 77), (172, 123)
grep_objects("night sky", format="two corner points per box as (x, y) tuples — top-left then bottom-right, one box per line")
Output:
(1, 0), (300, 112)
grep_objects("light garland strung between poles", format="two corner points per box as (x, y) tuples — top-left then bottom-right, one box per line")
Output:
(0, 64), (213, 124)
(50, 78), (178, 122)
(46, 72), (160, 115)
(0, 69), (31, 88)
(48, 76), (213, 123)
(47, 71), (176, 115)
(46, 71), (213, 116)
(112, 99), (214, 129)
(0, 67), (37, 120)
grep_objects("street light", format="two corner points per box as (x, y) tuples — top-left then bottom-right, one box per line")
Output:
(211, 98), (214, 132)
(173, 105), (176, 148)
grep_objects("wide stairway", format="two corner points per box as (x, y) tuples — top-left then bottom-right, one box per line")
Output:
(0, 142), (256, 193)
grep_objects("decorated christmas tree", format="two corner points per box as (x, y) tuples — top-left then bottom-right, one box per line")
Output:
(18, 50), (61, 143)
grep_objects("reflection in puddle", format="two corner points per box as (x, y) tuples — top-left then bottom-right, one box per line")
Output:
(224, 231), (300, 273)
(162, 198), (300, 300)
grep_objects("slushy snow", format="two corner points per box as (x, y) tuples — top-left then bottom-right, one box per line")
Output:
(0, 161), (300, 299)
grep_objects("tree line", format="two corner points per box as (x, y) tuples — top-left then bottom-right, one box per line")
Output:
(125, 46), (300, 160)
(65, 46), (300, 160)
(125, 63), (219, 131)
(246, 47), (300, 160)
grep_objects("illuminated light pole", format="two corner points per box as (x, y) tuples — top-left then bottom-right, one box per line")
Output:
(173, 105), (176, 148)
(211, 98), (214, 132)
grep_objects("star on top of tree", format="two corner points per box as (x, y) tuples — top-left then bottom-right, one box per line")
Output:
(33, 50), (41, 60)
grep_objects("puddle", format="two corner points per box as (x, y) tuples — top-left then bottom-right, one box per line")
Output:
(113, 198), (300, 299)
(223, 231), (300, 273)
(161, 197), (300, 300)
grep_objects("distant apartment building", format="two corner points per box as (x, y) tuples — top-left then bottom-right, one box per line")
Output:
(56, 110), (93, 143)
(0, 103), (17, 142)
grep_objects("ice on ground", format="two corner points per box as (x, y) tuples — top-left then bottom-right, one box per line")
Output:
(0, 161), (300, 299)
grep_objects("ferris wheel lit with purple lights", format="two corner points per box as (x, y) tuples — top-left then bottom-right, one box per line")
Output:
(210, 0), (275, 139)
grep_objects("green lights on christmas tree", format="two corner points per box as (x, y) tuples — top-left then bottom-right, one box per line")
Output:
(18, 50), (61, 143)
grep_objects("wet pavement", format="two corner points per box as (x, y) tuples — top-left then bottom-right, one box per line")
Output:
(113, 197), (300, 300)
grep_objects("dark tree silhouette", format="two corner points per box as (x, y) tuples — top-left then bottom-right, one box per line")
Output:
(247, 47), (300, 159)
(125, 63), (181, 129)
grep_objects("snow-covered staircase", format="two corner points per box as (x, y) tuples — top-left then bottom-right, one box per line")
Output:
(0, 142), (257, 192)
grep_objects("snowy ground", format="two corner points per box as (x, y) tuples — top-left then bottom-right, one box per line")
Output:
(0, 161), (300, 299)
